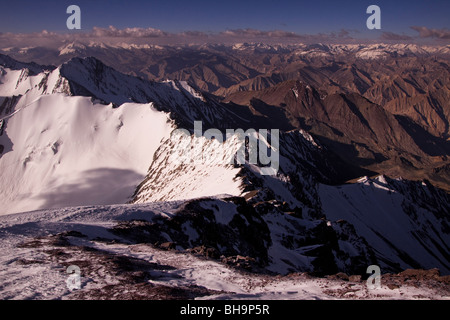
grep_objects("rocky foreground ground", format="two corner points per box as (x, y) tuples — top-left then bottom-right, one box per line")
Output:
(2, 228), (449, 300)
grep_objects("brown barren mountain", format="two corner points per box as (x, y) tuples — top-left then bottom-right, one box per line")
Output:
(224, 79), (450, 191)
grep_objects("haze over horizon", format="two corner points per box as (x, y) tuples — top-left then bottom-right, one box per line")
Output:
(1, 0), (449, 46)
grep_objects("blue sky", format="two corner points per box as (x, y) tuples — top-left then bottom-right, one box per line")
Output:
(1, 0), (449, 39)
(0, 0), (450, 46)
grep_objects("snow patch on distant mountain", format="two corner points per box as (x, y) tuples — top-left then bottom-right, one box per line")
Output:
(58, 42), (87, 56)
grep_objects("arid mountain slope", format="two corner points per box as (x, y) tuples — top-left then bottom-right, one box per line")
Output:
(224, 79), (450, 191)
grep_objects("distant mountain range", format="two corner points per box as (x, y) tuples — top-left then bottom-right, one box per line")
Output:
(2, 43), (449, 191)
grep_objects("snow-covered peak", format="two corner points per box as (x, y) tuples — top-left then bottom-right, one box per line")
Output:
(56, 56), (236, 127)
(0, 65), (68, 98)
(0, 55), (234, 130)
(0, 53), (55, 75)
(58, 41), (87, 56)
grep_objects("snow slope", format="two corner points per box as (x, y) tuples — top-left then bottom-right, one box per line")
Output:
(0, 93), (173, 215)
(132, 129), (332, 216)
(319, 176), (450, 274)
(0, 55), (240, 215)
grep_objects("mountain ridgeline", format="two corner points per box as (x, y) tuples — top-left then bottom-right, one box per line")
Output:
(5, 43), (448, 189)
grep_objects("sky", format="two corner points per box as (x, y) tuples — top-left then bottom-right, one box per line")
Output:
(0, 0), (449, 44)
